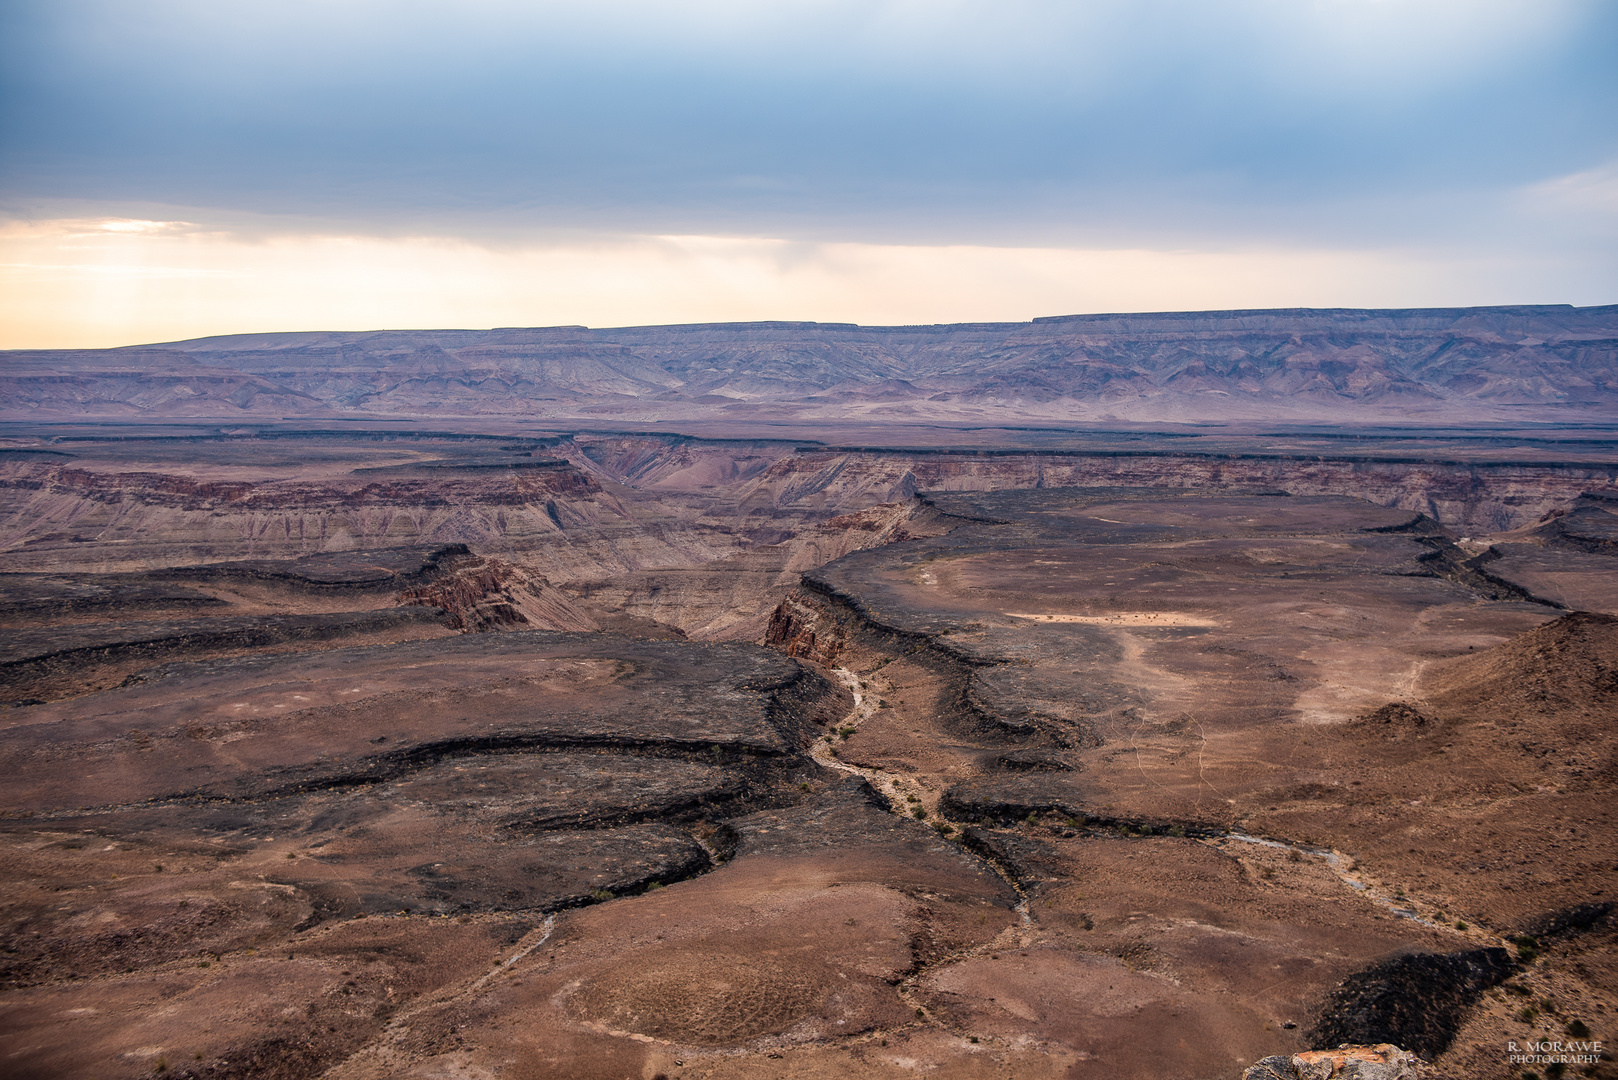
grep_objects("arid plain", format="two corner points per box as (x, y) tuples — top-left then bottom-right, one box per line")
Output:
(1, 306), (1616, 1080)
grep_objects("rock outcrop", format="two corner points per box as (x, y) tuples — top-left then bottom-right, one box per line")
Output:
(1244, 1044), (1422, 1080)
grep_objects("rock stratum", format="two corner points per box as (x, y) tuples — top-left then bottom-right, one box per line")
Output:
(4, 304), (1617, 425)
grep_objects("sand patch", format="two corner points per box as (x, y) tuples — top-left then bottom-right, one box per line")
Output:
(1006, 611), (1220, 627)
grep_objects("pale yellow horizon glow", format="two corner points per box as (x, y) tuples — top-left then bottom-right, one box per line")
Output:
(0, 216), (1577, 350)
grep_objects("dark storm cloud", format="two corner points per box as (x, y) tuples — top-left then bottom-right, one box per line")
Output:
(2, 0), (1615, 245)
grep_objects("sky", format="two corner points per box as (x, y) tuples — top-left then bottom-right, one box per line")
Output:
(1, 0), (1615, 348)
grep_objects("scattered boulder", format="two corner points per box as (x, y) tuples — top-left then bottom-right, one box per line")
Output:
(1349, 702), (1433, 737)
(1244, 1043), (1421, 1080)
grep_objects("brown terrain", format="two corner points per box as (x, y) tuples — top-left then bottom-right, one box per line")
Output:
(1, 307), (1616, 1080)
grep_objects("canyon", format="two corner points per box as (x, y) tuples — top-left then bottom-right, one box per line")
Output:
(1, 308), (1616, 1080)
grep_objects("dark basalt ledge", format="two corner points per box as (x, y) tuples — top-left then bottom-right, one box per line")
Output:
(1409, 534), (1568, 607)
(1309, 947), (1517, 1058)
(939, 775), (1217, 837)
(991, 748), (1081, 771)
(954, 827), (1066, 894)
(351, 457), (571, 475)
(0, 606), (453, 675)
(1519, 900), (1616, 941)
(153, 542), (475, 590)
(1534, 498), (1618, 554)
(0, 573), (226, 618)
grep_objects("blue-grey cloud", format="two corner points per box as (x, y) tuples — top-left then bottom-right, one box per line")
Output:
(2, 0), (1615, 248)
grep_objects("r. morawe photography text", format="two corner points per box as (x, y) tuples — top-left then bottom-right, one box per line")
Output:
(1508, 1037), (1606, 1069)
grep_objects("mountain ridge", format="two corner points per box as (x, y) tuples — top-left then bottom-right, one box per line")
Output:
(4, 304), (1615, 425)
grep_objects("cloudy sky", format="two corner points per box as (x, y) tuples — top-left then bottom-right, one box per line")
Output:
(1, 0), (1614, 347)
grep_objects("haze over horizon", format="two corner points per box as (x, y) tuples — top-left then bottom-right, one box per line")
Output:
(2, 0), (1615, 348)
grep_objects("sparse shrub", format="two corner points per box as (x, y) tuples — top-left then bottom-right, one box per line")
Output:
(1520, 1006), (1540, 1023)
(153, 863), (163, 872)
(589, 888), (613, 901)
(1514, 935), (1540, 963)
(799, 782), (812, 792)
(1167, 825), (1184, 837)
(912, 807), (927, 820)
(933, 823), (953, 835)
(1455, 921), (1468, 930)
(968, 1036), (979, 1043)
(1566, 1019), (1591, 1039)
(645, 881), (663, 892)
(1287, 849), (1303, 863)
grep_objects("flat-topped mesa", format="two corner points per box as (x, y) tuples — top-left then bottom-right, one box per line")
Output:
(154, 543), (476, 590)
(6, 304), (1615, 424)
